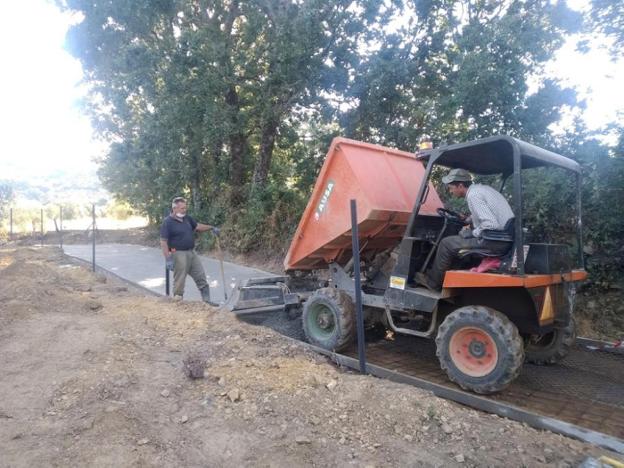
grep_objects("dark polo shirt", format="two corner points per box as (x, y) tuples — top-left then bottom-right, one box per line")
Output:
(160, 215), (198, 251)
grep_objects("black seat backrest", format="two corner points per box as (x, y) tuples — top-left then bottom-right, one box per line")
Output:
(481, 217), (515, 243)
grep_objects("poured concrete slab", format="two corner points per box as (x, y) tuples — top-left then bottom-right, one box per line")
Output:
(63, 243), (274, 303)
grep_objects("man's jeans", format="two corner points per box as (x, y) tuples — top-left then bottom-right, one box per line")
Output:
(428, 235), (510, 288)
(172, 250), (209, 297)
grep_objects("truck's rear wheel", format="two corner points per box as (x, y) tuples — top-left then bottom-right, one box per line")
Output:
(525, 316), (576, 365)
(436, 305), (524, 394)
(302, 288), (355, 352)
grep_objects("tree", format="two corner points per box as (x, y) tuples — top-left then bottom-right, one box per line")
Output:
(0, 182), (13, 223)
(60, 0), (388, 209)
(343, 0), (581, 149)
(590, 0), (624, 57)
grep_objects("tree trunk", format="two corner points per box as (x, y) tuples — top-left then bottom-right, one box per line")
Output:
(190, 156), (202, 212)
(252, 114), (279, 193)
(225, 85), (247, 204)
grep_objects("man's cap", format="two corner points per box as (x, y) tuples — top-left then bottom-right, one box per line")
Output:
(442, 168), (472, 184)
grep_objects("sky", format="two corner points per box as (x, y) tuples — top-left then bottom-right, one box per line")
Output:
(0, 0), (622, 184)
(0, 0), (104, 181)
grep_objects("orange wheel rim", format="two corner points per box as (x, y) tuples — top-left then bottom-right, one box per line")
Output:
(449, 326), (498, 377)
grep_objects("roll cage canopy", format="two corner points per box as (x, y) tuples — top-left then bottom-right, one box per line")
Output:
(407, 135), (583, 275)
(417, 135), (581, 175)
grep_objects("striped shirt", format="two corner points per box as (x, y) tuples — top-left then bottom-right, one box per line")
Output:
(466, 184), (514, 238)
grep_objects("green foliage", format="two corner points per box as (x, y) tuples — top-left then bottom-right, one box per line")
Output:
(104, 200), (136, 221)
(8, 207), (42, 234)
(590, 0), (624, 57)
(0, 182), (14, 236)
(343, 0), (581, 148)
(0, 182), (13, 220)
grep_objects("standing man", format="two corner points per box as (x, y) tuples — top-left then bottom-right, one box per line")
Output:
(421, 168), (515, 290)
(160, 197), (220, 303)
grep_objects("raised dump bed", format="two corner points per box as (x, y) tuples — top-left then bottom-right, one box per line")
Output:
(284, 138), (444, 271)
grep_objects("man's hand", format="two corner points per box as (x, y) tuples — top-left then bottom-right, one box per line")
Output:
(211, 226), (221, 236)
(459, 228), (474, 239)
(166, 256), (175, 271)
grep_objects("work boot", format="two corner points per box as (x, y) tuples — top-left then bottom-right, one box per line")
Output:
(200, 286), (219, 306)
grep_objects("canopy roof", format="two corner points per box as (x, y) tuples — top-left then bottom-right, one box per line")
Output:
(418, 135), (581, 175)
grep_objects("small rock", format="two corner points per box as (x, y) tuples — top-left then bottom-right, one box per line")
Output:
(160, 389), (170, 398)
(218, 377), (226, 386)
(454, 454), (465, 463)
(137, 438), (149, 446)
(404, 434), (413, 442)
(326, 379), (338, 391)
(227, 389), (240, 402)
(441, 424), (453, 434)
(180, 415), (189, 424)
(86, 300), (103, 311)
(295, 436), (311, 444)
(182, 353), (206, 379)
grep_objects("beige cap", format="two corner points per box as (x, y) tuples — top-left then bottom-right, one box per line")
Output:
(442, 168), (472, 184)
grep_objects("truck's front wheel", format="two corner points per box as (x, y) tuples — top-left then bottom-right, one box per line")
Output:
(302, 288), (355, 352)
(436, 305), (524, 394)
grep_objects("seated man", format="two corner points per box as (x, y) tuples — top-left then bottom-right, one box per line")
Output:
(420, 168), (515, 290)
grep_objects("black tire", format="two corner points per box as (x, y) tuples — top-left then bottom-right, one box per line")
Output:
(302, 288), (355, 351)
(525, 316), (576, 365)
(436, 305), (524, 394)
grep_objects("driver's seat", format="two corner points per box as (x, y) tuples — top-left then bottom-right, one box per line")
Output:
(457, 217), (515, 262)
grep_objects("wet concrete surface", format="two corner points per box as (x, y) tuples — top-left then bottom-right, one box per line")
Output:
(63, 243), (275, 304)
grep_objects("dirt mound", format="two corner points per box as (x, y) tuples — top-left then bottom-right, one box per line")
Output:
(0, 247), (617, 467)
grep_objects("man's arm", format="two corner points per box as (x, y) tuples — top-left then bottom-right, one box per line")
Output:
(195, 222), (214, 233)
(160, 239), (171, 258)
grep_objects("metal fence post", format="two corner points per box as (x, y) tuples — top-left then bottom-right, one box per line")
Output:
(40, 208), (43, 247)
(164, 207), (170, 296)
(92, 204), (96, 272)
(59, 206), (63, 249)
(350, 199), (367, 374)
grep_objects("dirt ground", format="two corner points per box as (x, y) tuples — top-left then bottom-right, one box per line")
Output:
(0, 246), (619, 467)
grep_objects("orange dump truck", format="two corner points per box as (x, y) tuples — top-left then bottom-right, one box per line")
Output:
(228, 135), (588, 394)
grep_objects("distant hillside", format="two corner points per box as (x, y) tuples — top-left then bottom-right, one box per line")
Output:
(2, 169), (108, 206)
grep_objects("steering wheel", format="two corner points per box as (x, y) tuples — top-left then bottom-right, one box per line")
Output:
(436, 208), (465, 224)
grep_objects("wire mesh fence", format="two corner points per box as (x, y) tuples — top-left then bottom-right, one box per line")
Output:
(1, 204), (173, 294)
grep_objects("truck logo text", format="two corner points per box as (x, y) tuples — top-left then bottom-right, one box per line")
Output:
(315, 180), (335, 221)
